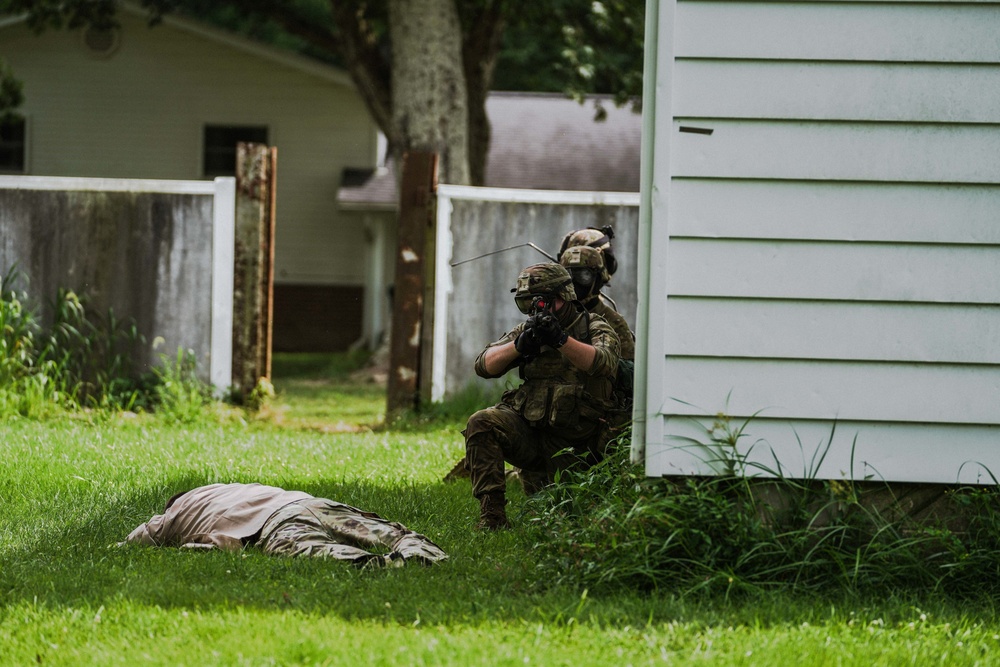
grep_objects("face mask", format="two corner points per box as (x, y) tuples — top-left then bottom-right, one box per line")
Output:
(571, 268), (595, 286)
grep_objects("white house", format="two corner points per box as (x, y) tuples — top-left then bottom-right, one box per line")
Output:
(636, 0), (1000, 484)
(0, 4), (380, 351)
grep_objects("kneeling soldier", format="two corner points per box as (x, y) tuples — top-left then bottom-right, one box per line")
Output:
(463, 263), (620, 530)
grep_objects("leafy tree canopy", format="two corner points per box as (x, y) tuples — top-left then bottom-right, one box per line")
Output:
(0, 0), (643, 182)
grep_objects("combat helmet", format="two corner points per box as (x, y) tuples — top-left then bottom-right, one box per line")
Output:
(557, 225), (618, 276)
(560, 245), (608, 302)
(511, 263), (576, 314)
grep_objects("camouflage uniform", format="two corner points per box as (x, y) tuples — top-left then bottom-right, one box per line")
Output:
(464, 298), (620, 501)
(125, 483), (447, 567)
(259, 498), (448, 566)
(589, 294), (635, 361)
(558, 242), (636, 362)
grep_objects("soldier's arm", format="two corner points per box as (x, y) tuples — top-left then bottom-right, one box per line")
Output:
(474, 325), (524, 378)
(567, 318), (620, 377)
(557, 336), (597, 372)
(482, 340), (522, 376)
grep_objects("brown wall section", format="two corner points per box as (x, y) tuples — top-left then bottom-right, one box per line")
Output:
(272, 284), (363, 352)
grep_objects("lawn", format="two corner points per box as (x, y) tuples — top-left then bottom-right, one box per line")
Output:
(0, 353), (997, 666)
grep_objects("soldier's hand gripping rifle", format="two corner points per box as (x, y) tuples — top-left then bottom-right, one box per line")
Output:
(525, 295), (568, 349)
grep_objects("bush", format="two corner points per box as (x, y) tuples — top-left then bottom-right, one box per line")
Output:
(525, 421), (1000, 598)
(0, 267), (212, 419)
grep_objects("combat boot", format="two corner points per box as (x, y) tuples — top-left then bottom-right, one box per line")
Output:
(476, 491), (511, 530)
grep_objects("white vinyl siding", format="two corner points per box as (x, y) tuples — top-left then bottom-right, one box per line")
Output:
(670, 180), (1000, 243)
(639, 0), (1000, 484)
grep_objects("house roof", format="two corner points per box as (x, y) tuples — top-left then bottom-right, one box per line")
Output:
(0, 2), (355, 88)
(337, 92), (642, 209)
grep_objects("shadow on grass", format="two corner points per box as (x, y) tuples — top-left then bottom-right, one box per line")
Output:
(0, 475), (574, 625)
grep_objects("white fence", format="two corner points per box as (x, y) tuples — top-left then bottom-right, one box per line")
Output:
(0, 175), (235, 390)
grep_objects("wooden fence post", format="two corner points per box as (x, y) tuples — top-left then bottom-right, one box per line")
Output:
(387, 151), (438, 416)
(231, 142), (277, 400)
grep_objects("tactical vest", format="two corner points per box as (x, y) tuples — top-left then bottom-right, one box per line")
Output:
(503, 308), (615, 440)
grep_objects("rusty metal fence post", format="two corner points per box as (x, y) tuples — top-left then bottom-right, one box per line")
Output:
(387, 151), (438, 416)
(231, 142), (277, 400)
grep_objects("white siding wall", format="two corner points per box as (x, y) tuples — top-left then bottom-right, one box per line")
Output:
(1, 11), (378, 286)
(639, 0), (1000, 484)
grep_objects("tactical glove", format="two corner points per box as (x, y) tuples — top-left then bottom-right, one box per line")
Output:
(514, 325), (543, 358)
(535, 315), (569, 349)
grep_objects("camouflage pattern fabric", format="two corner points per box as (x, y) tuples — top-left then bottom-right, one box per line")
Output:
(589, 296), (635, 361)
(465, 304), (620, 499)
(258, 498), (447, 566)
(464, 402), (605, 498)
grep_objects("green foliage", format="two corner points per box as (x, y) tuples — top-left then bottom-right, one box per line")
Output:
(0, 268), (74, 417)
(527, 419), (1000, 598)
(0, 56), (24, 119)
(0, 268), (213, 420)
(149, 347), (213, 423)
(556, 0), (645, 115)
(489, 0), (646, 106)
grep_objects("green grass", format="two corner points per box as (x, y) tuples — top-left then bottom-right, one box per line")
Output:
(1, 353), (999, 665)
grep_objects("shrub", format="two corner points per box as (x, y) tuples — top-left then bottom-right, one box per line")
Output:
(0, 267), (212, 419)
(525, 420), (1000, 598)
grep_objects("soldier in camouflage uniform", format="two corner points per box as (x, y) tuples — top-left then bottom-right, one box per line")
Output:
(559, 244), (635, 362)
(259, 497), (447, 566)
(125, 483), (447, 567)
(464, 263), (620, 530)
(511, 229), (637, 496)
(557, 226), (635, 361)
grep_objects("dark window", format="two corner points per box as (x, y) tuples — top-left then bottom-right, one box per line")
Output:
(0, 116), (26, 173)
(203, 125), (268, 178)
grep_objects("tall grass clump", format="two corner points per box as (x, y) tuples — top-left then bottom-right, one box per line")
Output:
(525, 417), (1000, 599)
(148, 345), (214, 422)
(0, 268), (211, 419)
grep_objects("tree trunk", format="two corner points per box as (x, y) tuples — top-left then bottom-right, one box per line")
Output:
(463, 6), (505, 187)
(389, 0), (470, 186)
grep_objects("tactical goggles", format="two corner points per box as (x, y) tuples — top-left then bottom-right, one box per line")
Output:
(514, 293), (555, 315)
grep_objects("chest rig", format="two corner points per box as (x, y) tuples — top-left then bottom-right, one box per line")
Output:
(505, 307), (614, 440)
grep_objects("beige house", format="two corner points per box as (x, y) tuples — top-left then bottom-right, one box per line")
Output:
(0, 4), (380, 351)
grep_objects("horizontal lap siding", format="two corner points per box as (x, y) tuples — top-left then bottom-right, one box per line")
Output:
(667, 240), (1000, 303)
(646, 0), (1000, 481)
(675, 61), (1000, 123)
(663, 358), (1000, 424)
(672, 121), (1000, 182)
(665, 300), (1000, 364)
(660, 417), (1000, 485)
(675, 2), (1000, 62)
(671, 180), (1000, 243)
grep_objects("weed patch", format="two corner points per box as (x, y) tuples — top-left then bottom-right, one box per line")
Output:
(0, 268), (212, 420)
(526, 423), (1000, 599)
